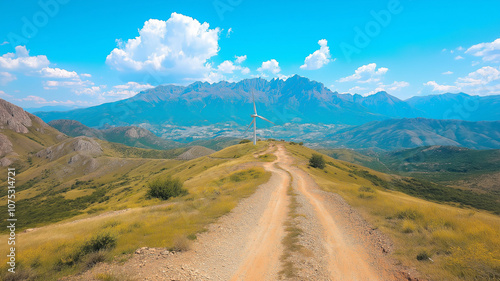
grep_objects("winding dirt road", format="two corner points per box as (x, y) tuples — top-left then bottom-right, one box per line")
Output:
(70, 144), (399, 280)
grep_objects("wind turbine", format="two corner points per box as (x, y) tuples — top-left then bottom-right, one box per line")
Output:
(244, 91), (274, 145)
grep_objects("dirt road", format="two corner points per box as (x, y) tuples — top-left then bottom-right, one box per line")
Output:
(70, 144), (399, 280)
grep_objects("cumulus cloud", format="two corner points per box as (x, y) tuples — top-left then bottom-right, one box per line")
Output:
(106, 13), (221, 84)
(0, 46), (49, 71)
(456, 66), (500, 87)
(337, 63), (388, 83)
(466, 38), (500, 62)
(216, 58), (250, 74)
(257, 59), (281, 75)
(454, 55), (464, 60)
(424, 66), (500, 95)
(0, 46), (87, 86)
(43, 80), (94, 89)
(75, 82), (154, 100)
(235, 55), (246, 64)
(39, 67), (79, 79)
(424, 81), (460, 92)
(362, 81), (409, 96)
(300, 39), (332, 70)
(442, 71), (453, 75)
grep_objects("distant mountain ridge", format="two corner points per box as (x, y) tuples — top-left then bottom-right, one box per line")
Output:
(327, 118), (500, 150)
(34, 75), (500, 130)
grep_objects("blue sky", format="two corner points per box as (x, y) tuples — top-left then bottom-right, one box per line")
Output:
(0, 0), (499, 108)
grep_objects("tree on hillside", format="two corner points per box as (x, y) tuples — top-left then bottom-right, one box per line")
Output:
(309, 154), (326, 169)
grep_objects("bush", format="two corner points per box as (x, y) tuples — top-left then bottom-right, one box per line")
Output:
(83, 250), (106, 269)
(239, 139), (251, 144)
(417, 251), (431, 261)
(148, 176), (187, 200)
(309, 154), (326, 169)
(81, 233), (117, 255)
(171, 236), (191, 252)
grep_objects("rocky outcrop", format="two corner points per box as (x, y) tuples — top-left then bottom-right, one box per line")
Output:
(36, 136), (103, 161)
(0, 99), (47, 133)
(176, 146), (215, 160)
(0, 133), (13, 157)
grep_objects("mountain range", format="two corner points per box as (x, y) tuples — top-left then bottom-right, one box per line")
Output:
(34, 75), (500, 128)
(8, 75), (498, 151)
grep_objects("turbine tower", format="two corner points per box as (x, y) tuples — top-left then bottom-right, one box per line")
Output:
(244, 91), (274, 145)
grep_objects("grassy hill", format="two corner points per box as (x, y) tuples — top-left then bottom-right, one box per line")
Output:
(321, 146), (500, 197)
(49, 119), (183, 150)
(286, 143), (500, 280)
(0, 137), (272, 280)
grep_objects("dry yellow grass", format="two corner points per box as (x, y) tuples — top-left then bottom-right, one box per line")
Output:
(0, 142), (271, 280)
(285, 143), (500, 280)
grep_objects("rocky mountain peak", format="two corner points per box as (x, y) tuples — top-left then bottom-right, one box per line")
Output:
(0, 98), (47, 133)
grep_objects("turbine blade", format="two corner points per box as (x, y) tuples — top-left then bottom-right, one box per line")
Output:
(256, 115), (275, 125)
(244, 119), (255, 134)
(252, 90), (257, 115)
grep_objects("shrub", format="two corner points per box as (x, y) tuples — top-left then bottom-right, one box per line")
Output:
(359, 186), (375, 193)
(147, 176), (187, 200)
(171, 236), (191, 252)
(81, 233), (117, 255)
(239, 139), (251, 144)
(417, 251), (431, 261)
(309, 154), (326, 169)
(83, 250), (106, 269)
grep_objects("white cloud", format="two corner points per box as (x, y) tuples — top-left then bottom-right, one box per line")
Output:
(424, 66), (500, 95)
(348, 86), (367, 93)
(424, 81), (460, 92)
(0, 41), (8, 46)
(16, 95), (90, 106)
(0, 90), (12, 98)
(226, 28), (233, 38)
(39, 67), (79, 79)
(43, 80), (94, 89)
(465, 38), (500, 62)
(113, 81), (154, 91)
(257, 59), (281, 74)
(235, 55), (246, 64)
(75, 82), (155, 100)
(81, 73), (92, 78)
(217, 60), (237, 73)
(0, 46), (49, 71)
(0, 72), (16, 85)
(457, 46), (464, 51)
(74, 86), (102, 96)
(381, 81), (410, 91)
(454, 55), (464, 60)
(300, 39), (332, 70)
(363, 81), (409, 96)
(106, 13), (221, 84)
(337, 63), (388, 83)
(442, 71), (453, 75)
(456, 66), (500, 87)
